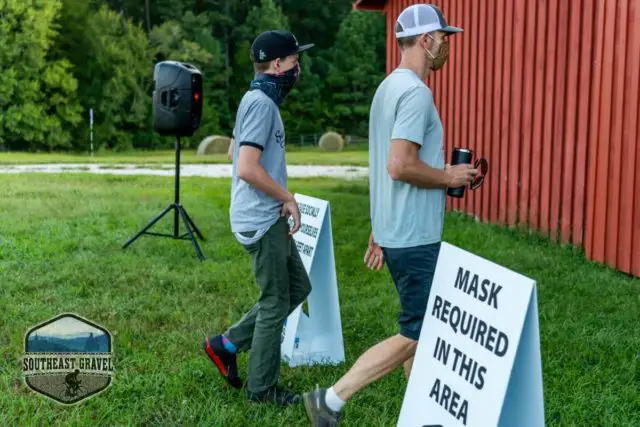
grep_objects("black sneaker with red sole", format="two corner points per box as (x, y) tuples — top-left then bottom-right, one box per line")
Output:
(202, 335), (243, 389)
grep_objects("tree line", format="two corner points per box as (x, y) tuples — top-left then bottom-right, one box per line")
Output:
(0, 0), (386, 152)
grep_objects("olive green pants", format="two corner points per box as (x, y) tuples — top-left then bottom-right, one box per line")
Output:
(225, 217), (311, 393)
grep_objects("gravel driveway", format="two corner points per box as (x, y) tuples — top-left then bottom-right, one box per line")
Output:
(0, 163), (369, 179)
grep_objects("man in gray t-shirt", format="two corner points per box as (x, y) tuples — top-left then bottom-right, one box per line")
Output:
(303, 5), (477, 425)
(201, 30), (315, 407)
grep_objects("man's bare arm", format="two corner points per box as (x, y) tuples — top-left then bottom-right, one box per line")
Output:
(387, 139), (451, 188)
(237, 145), (294, 202)
(387, 139), (477, 189)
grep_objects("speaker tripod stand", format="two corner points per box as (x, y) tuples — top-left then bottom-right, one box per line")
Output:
(122, 135), (206, 260)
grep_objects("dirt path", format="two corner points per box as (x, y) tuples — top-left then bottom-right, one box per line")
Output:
(0, 163), (369, 179)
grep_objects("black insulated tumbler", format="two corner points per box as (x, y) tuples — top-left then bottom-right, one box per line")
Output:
(446, 148), (472, 198)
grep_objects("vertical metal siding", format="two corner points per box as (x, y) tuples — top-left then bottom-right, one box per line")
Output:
(378, 0), (640, 277)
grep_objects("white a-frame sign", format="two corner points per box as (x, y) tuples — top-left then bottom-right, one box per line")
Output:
(281, 193), (345, 367)
(397, 242), (545, 427)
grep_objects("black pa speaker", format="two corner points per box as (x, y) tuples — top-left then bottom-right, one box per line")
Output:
(152, 61), (203, 137)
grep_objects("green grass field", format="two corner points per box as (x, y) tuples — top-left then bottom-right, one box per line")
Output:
(1, 174), (638, 426)
(0, 145), (369, 167)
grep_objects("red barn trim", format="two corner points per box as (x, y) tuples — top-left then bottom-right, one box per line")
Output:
(353, 0), (386, 11)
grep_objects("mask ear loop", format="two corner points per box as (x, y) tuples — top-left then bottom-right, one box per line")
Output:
(470, 158), (488, 191)
(425, 33), (438, 59)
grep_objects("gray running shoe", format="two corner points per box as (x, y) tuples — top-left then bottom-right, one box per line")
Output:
(302, 385), (342, 427)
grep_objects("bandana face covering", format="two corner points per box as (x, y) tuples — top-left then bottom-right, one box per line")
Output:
(425, 36), (450, 70)
(249, 63), (300, 106)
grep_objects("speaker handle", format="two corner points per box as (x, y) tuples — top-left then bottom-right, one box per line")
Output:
(169, 88), (180, 109)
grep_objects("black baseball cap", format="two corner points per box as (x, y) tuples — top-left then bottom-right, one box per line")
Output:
(251, 30), (315, 63)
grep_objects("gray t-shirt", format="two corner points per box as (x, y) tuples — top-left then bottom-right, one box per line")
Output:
(369, 68), (446, 248)
(230, 89), (287, 233)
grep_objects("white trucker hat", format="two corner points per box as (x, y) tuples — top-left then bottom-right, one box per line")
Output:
(395, 4), (463, 38)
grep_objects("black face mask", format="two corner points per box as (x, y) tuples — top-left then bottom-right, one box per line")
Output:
(249, 64), (300, 105)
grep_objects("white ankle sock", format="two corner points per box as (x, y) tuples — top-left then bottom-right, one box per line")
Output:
(324, 386), (346, 412)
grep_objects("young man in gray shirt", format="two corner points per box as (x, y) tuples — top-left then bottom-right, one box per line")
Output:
(303, 5), (477, 425)
(202, 29), (314, 406)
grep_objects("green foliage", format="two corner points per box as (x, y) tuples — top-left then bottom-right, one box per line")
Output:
(246, 0), (290, 35)
(280, 56), (327, 135)
(79, 6), (154, 151)
(96, 0), (198, 30)
(53, 2), (154, 151)
(1, 0), (388, 151)
(231, 0), (291, 111)
(150, 11), (232, 144)
(0, 0), (83, 151)
(280, 0), (353, 52)
(326, 10), (386, 136)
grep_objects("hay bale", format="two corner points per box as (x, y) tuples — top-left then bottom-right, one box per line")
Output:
(197, 135), (231, 155)
(318, 131), (344, 152)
